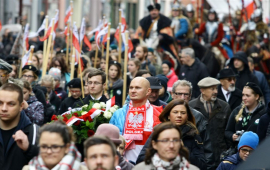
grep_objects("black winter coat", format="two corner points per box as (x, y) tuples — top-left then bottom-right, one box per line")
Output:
(217, 85), (242, 112)
(225, 103), (266, 145)
(49, 91), (62, 111)
(107, 79), (124, 107)
(257, 103), (270, 142)
(58, 96), (82, 114)
(178, 58), (209, 99)
(0, 111), (39, 170)
(136, 123), (206, 170)
(189, 96), (231, 169)
(44, 103), (56, 123)
(73, 95), (108, 108)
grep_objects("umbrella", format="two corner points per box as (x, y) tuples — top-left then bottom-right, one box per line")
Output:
(236, 136), (270, 170)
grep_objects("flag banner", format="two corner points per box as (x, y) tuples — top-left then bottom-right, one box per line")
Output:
(64, 5), (72, 23)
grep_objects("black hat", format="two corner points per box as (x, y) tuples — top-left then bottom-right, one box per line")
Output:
(5, 55), (19, 65)
(147, 3), (161, 12)
(218, 68), (238, 80)
(232, 51), (248, 65)
(0, 59), (13, 73)
(67, 78), (85, 89)
(146, 77), (162, 89)
(109, 61), (121, 69)
(245, 82), (263, 97)
(22, 65), (39, 75)
(162, 60), (172, 69)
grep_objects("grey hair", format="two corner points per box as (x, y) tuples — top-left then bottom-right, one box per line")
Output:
(172, 80), (193, 96)
(181, 48), (195, 58)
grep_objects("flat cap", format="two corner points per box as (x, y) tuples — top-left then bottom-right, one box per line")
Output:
(67, 78), (85, 89)
(198, 77), (220, 88)
(0, 59), (13, 73)
(146, 77), (162, 89)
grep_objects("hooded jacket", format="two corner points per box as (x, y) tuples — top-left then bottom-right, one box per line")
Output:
(216, 153), (242, 170)
(0, 111), (39, 170)
(228, 51), (259, 91)
(24, 95), (44, 126)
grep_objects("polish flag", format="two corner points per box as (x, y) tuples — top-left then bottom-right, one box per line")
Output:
(64, 5), (73, 23)
(79, 18), (85, 44)
(40, 10), (59, 41)
(28, 16), (48, 38)
(243, 0), (255, 20)
(23, 23), (30, 51)
(83, 36), (92, 51)
(106, 96), (116, 111)
(119, 9), (127, 33)
(0, 20), (2, 32)
(72, 22), (85, 70)
(96, 25), (109, 48)
(87, 20), (103, 36)
(21, 48), (31, 67)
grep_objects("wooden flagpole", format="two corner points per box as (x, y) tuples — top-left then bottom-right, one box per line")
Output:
(79, 19), (85, 98)
(66, 22), (70, 66)
(118, 9), (122, 63)
(101, 16), (106, 58)
(41, 16), (49, 78)
(105, 23), (111, 96)
(70, 1), (73, 60)
(122, 31), (129, 105)
(94, 48), (98, 68)
(28, 46), (35, 65)
(69, 48), (75, 97)
(44, 19), (55, 73)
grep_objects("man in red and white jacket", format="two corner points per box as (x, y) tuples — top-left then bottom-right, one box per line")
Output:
(109, 77), (162, 162)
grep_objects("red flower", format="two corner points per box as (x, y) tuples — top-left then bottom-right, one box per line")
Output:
(74, 120), (81, 126)
(73, 113), (78, 117)
(51, 115), (58, 121)
(63, 115), (68, 122)
(86, 116), (93, 122)
(87, 130), (95, 137)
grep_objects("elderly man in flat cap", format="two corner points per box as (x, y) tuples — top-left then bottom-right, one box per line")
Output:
(189, 77), (231, 170)
(0, 59), (13, 85)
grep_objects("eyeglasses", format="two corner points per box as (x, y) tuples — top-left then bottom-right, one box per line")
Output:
(39, 144), (66, 153)
(240, 148), (253, 154)
(156, 139), (181, 145)
(174, 92), (190, 97)
(70, 90), (81, 93)
(87, 81), (102, 85)
(22, 75), (34, 78)
(227, 77), (236, 82)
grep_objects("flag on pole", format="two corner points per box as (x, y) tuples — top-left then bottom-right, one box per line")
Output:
(23, 23), (30, 51)
(87, 20), (103, 36)
(243, 0), (255, 20)
(96, 25), (108, 48)
(119, 9), (127, 33)
(64, 5), (73, 23)
(83, 35), (92, 51)
(79, 18), (85, 44)
(72, 22), (84, 70)
(40, 10), (59, 41)
(28, 16), (47, 38)
(22, 48), (31, 67)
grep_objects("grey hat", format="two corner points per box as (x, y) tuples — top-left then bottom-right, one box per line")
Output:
(0, 59), (13, 73)
(48, 67), (61, 80)
(198, 77), (220, 88)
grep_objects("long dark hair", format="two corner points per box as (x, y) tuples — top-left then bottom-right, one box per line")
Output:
(159, 99), (196, 126)
(144, 122), (189, 164)
(50, 56), (68, 73)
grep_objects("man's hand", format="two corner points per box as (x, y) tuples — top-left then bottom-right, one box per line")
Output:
(232, 134), (239, 141)
(12, 130), (29, 151)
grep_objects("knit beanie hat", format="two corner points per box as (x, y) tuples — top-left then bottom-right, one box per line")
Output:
(162, 60), (172, 69)
(238, 131), (259, 151)
(156, 74), (168, 92)
(48, 67), (61, 81)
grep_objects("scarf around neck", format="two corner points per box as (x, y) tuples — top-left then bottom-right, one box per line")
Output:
(152, 153), (189, 170)
(28, 143), (81, 170)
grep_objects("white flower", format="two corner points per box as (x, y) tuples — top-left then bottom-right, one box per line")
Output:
(100, 102), (106, 109)
(82, 104), (88, 110)
(109, 107), (116, 113)
(81, 111), (88, 115)
(113, 105), (119, 110)
(92, 103), (101, 109)
(103, 111), (112, 119)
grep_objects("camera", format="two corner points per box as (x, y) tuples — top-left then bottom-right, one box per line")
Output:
(235, 130), (244, 141)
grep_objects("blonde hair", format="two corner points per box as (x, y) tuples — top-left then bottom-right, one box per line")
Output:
(40, 75), (55, 90)
(235, 86), (259, 122)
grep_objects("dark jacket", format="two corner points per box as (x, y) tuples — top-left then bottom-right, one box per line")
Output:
(228, 51), (259, 91)
(44, 102), (56, 124)
(225, 103), (266, 145)
(141, 60), (156, 76)
(73, 95), (108, 108)
(108, 79), (124, 107)
(117, 151), (134, 170)
(253, 70), (270, 105)
(49, 91), (62, 111)
(24, 95), (44, 126)
(217, 85), (242, 111)
(189, 96), (231, 169)
(151, 99), (167, 108)
(178, 58), (209, 99)
(58, 96), (82, 115)
(0, 111), (39, 170)
(136, 123), (207, 170)
(54, 87), (68, 101)
(32, 86), (47, 115)
(257, 103), (270, 142)
(216, 153), (242, 170)
(159, 91), (173, 103)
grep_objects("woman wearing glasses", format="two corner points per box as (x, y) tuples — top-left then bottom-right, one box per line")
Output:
(23, 121), (87, 170)
(136, 99), (206, 170)
(133, 122), (199, 170)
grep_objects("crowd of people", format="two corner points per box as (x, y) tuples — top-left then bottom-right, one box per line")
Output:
(0, 2), (270, 170)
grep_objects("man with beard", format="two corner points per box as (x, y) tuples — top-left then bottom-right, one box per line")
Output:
(189, 77), (231, 169)
(0, 59), (13, 85)
(84, 136), (119, 170)
(135, 46), (156, 76)
(217, 68), (242, 111)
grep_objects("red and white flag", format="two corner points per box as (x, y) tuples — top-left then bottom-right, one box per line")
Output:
(87, 20), (103, 36)
(28, 16), (48, 38)
(23, 23), (30, 51)
(72, 22), (85, 70)
(243, 0), (255, 20)
(119, 9), (127, 33)
(21, 48), (31, 67)
(64, 5), (73, 23)
(79, 18), (85, 44)
(40, 10), (59, 41)
(96, 25), (109, 48)
(106, 96), (116, 111)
